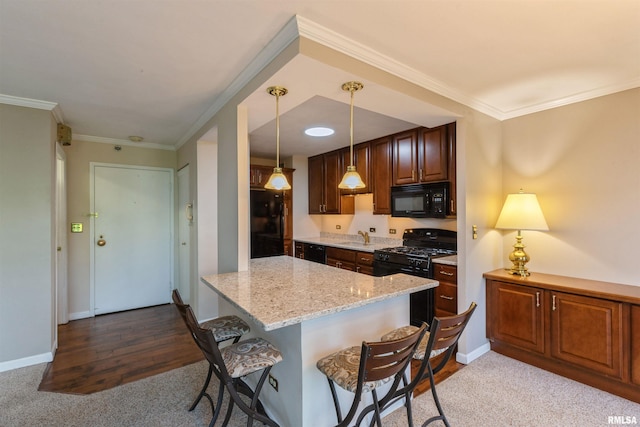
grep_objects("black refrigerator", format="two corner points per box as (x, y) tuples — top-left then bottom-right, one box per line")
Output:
(250, 189), (285, 258)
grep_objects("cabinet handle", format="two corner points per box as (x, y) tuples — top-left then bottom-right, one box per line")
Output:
(439, 295), (454, 301)
(360, 257), (370, 262)
(552, 294), (557, 311)
(450, 199), (454, 212)
(536, 291), (540, 308)
(356, 266), (360, 272)
(419, 168), (423, 181)
(439, 269), (454, 276)
(412, 170), (415, 181)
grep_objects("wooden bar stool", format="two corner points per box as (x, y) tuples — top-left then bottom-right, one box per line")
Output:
(316, 323), (428, 427)
(380, 302), (477, 427)
(172, 289), (250, 412)
(185, 306), (283, 427)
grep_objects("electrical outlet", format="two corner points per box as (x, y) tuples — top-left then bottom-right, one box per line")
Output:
(268, 374), (278, 391)
(389, 228), (396, 234)
(369, 227), (376, 233)
(336, 225), (341, 230)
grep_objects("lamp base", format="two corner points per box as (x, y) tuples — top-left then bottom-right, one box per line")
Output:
(506, 231), (531, 277)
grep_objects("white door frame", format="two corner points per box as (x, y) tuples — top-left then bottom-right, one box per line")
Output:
(89, 162), (174, 315)
(177, 164), (192, 303)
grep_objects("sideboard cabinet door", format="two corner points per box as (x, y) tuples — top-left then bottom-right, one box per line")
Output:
(550, 291), (623, 379)
(487, 280), (545, 354)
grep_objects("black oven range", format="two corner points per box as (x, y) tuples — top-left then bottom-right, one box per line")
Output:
(373, 228), (456, 326)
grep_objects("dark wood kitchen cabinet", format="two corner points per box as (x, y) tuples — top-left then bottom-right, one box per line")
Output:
(355, 251), (374, 275)
(249, 165), (272, 188)
(371, 136), (393, 215)
(484, 269), (640, 403)
(446, 122), (457, 216)
(392, 125), (448, 186)
(326, 246), (356, 271)
(433, 263), (458, 318)
(326, 246), (374, 276)
(392, 129), (419, 185)
(308, 151), (354, 215)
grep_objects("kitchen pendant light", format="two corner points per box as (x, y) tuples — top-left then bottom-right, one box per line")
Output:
(338, 81), (366, 190)
(264, 86), (291, 191)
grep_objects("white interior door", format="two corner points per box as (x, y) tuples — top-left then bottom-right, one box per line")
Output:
(177, 165), (191, 303)
(55, 144), (68, 327)
(92, 164), (173, 315)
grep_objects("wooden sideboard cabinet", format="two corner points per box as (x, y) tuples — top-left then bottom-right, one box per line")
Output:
(484, 269), (640, 403)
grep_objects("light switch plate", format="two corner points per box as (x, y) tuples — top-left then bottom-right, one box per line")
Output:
(71, 223), (83, 233)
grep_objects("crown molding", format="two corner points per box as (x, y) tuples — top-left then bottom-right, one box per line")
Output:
(74, 134), (176, 151)
(295, 16), (504, 120)
(0, 94), (67, 123)
(175, 15), (301, 149)
(499, 77), (640, 120)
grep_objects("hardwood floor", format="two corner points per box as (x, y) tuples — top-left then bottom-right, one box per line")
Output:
(39, 303), (462, 396)
(412, 353), (464, 397)
(38, 304), (202, 394)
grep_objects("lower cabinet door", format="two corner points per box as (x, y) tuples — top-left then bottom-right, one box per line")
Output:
(550, 291), (623, 379)
(489, 281), (545, 354)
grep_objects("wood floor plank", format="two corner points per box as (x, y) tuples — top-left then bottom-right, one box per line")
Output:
(38, 304), (203, 394)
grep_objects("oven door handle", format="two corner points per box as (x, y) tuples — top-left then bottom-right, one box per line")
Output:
(399, 267), (415, 274)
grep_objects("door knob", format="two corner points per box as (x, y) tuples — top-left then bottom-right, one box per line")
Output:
(97, 235), (106, 247)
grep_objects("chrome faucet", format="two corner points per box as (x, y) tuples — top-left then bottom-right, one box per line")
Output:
(358, 230), (370, 245)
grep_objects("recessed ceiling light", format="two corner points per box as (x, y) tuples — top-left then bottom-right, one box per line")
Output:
(305, 127), (334, 137)
(128, 135), (144, 143)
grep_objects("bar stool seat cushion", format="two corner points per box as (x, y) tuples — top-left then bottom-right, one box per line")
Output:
(381, 326), (446, 360)
(221, 337), (283, 379)
(201, 315), (250, 342)
(316, 346), (393, 393)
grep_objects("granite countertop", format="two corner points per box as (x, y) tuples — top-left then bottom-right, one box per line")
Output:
(294, 235), (398, 253)
(432, 255), (458, 266)
(201, 256), (438, 331)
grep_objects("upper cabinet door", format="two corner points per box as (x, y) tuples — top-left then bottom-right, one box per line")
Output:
(371, 137), (392, 214)
(323, 150), (343, 213)
(308, 155), (325, 214)
(419, 127), (448, 182)
(392, 129), (419, 185)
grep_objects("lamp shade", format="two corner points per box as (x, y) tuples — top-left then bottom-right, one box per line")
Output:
(495, 192), (549, 231)
(264, 167), (291, 190)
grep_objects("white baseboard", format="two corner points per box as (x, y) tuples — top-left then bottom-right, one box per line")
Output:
(69, 310), (93, 320)
(0, 352), (52, 373)
(456, 342), (491, 365)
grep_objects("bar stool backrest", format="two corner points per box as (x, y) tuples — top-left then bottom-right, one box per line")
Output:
(362, 322), (428, 383)
(185, 305), (231, 382)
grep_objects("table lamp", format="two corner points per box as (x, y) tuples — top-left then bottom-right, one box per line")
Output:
(495, 190), (549, 277)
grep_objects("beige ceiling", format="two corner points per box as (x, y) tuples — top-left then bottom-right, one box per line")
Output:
(1, 0), (638, 158)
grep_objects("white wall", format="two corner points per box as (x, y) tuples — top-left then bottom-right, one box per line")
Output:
(0, 104), (56, 369)
(501, 88), (640, 286)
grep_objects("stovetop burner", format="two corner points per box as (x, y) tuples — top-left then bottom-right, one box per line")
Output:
(377, 246), (456, 259)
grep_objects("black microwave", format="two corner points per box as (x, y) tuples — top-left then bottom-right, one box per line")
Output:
(391, 183), (450, 218)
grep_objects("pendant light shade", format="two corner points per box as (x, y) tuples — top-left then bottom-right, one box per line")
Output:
(338, 81), (366, 190)
(264, 86), (291, 191)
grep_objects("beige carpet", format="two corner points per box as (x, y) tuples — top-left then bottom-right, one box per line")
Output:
(1, 351), (637, 426)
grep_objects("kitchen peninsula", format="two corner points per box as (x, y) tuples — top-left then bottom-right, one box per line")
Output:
(201, 256), (438, 426)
